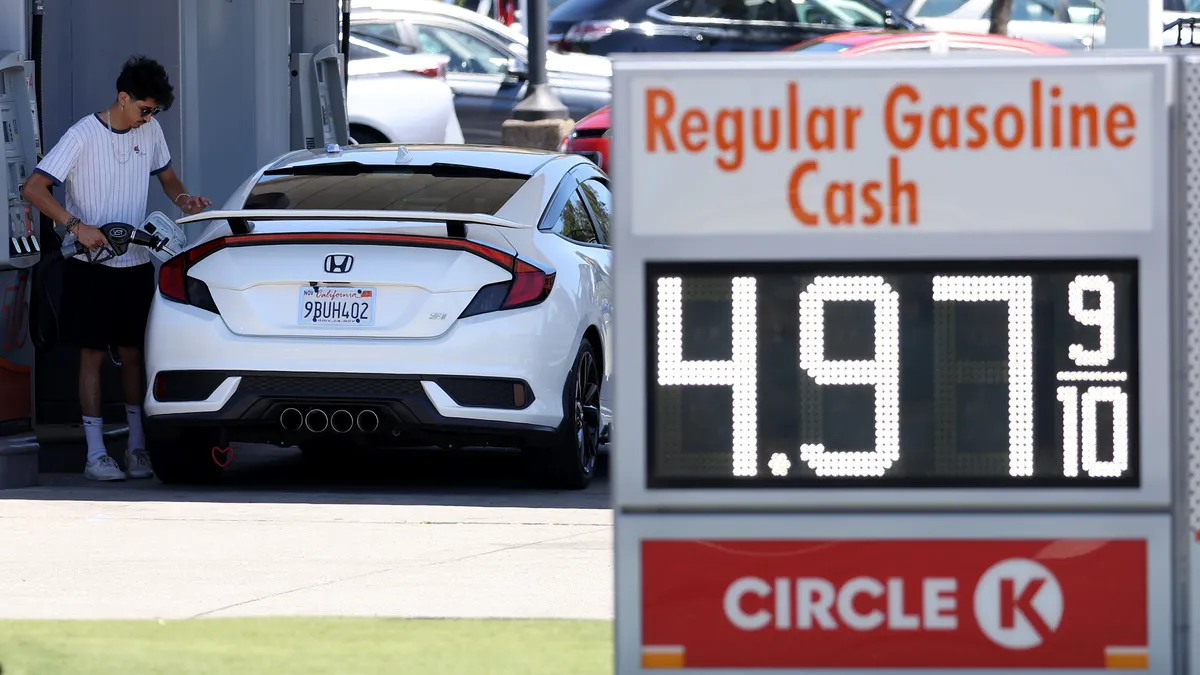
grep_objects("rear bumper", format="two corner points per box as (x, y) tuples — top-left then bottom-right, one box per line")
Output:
(143, 370), (558, 448)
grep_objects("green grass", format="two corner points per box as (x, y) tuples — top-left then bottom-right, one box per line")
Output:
(0, 617), (613, 675)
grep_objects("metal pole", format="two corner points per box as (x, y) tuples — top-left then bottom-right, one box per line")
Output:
(340, 0), (350, 89)
(509, 0), (568, 121)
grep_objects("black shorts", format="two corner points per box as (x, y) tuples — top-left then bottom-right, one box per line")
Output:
(59, 260), (156, 350)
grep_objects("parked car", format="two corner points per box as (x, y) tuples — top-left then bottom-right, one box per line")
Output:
(902, 0), (1105, 49)
(559, 30), (1063, 170)
(548, 0), (918, 55)
(350, 0), (613, 144)
(558, 105), (609, 172)
(345, 38), (465, 144)
(144, 144), (613, 490)
(783, 28), (1068, 53)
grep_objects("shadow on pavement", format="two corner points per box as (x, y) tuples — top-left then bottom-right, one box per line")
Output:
(0, 441), (611, 509)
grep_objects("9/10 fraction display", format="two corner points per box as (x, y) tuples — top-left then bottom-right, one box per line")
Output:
(646, 260), (1139, 488)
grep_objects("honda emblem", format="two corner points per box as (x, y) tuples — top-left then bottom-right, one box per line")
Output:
(324, 254), (353, 274)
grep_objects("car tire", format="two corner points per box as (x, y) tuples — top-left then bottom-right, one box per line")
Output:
(349, 124), (388, 145)
(522, 337), (601, 490)
(147, 431), (225, 485)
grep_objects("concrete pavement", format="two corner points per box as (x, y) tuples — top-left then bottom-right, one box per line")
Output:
(0, 444), (613, 620)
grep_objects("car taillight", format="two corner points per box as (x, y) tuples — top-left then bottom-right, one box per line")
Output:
(410, 63), (447, 79)
(564, 20), (625, 43)
(160, 231), (554, 319)
(460, 259), (556, 319)
(158, 237), (225, 313)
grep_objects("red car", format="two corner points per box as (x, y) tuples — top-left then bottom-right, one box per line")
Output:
(558, 104), (611, 172)
(558, 31), (1064, 172)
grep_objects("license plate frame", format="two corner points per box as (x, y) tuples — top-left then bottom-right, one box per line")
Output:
(297, 286), (377, 326)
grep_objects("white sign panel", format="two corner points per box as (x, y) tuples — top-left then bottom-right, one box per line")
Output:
(621, 56), (1166, 236)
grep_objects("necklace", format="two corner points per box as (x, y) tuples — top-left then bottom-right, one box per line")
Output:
(106, 109), (132, 164)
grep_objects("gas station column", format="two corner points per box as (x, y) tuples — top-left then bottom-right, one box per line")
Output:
(1104, 0), (1165, 50)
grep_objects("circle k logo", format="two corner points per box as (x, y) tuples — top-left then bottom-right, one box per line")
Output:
(973, 558), (1064, 650)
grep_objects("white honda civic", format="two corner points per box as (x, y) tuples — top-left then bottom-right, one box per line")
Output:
(142, 143), (613, 489)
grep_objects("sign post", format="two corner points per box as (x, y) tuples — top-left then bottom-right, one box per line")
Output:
(611, 52), (1180, 674)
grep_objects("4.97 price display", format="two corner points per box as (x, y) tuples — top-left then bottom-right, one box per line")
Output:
(647, 260), (1138, 488)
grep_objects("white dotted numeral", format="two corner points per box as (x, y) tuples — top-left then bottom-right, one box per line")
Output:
(797, 276), (901, 477)
(656, 277), (759, 476)
(932, 276), (1035, 477)
(1058, 385), (1130, 478)
(1068, 275), (1116, 367)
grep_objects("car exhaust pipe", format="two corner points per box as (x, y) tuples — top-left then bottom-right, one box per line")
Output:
(356, 409), (379, 433)
(330, 409), (354, 434)
(280, 407), (303, 431)
(304, 408), (329, 433)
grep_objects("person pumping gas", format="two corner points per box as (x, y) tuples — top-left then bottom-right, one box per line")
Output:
(19, 55), (211, 482)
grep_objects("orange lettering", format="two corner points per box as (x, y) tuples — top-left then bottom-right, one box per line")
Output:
(861, 181), (883, 226)
(1070, 104), (1098, 148)
(889, 156), (917, 226)
(1106, 104), (1135, 148)
(930, 105), (959, 149)
(680, 109), (708, 152)
(843, 107), (862, 151)
(645, 88), (676, 152)
(826, 182), (855, 225)
(788, 161), (820, 227)
(994, 105), (1024, 149)
(752, 108), (780, 152)
(965, 106), (988, 149)
(806, 107), (837, 151)
(884, 84), (921, 150)
(715, 109), (744, 171)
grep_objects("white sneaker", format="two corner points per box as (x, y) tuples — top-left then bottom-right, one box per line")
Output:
(125, 448), (154, 479)
(84, 455), (125, 481)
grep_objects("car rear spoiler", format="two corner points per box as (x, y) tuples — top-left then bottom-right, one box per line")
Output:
(176, 209), (530, 237)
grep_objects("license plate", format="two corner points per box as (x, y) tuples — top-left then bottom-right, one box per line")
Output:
(298, 286), (376, 326)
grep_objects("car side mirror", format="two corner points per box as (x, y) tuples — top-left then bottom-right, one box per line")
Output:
(504, 58), (528, 82)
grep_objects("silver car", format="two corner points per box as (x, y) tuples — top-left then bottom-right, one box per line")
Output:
(903, 0), (1105, 49)
(351, 0), (613, 144)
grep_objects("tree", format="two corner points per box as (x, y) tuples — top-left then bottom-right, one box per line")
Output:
(988, 0), (1013, 34)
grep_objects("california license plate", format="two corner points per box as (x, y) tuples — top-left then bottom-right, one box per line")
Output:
(298, 286), (376, 326)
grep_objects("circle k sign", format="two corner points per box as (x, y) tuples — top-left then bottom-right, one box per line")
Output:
(974, 558), (1065, 650)
(640, 540), (1148, 669)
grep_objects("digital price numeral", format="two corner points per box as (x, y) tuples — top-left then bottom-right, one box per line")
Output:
(1055, 275), (1130, 478)
(656, 273), (1131, 479)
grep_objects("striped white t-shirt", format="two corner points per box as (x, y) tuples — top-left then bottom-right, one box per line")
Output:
(34, 113), (172, 268)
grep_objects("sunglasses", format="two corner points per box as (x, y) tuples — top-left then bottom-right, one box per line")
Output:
(137, 105), (163, 118)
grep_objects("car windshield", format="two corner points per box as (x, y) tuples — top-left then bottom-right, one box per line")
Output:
(245, 164), (530, 215)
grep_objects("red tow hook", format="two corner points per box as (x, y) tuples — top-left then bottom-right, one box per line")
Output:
(211, 445), (234, 468)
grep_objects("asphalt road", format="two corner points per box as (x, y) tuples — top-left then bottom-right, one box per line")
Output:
(0, 443), (613, 620)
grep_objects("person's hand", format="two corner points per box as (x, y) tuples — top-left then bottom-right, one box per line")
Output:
(176, 194), (212, 215)
(73, 223), (108, 251)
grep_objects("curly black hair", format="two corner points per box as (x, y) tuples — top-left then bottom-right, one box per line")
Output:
(115, 55), (175, 110)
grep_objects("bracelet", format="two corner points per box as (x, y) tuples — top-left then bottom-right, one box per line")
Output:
(174, 193), (190, 205)
(64, 216), (80, 233)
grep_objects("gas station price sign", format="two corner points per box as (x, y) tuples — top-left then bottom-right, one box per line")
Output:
(647, 259), (1139, 488)
(610, 54), (1173, 510)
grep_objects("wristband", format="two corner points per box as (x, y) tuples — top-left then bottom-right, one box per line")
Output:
(174, 193), (190, 205)
(64, 216), (80, 233)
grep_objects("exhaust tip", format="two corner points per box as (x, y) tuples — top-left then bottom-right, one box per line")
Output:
(356, 409), (379, 433)
(280, 407), (303, 431)
(304, 408), (329, 433)
(330, 409), (354, 434)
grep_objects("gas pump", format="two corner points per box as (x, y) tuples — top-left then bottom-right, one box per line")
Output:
(0, 48), (39, 488)
(0, 51), (40, 266)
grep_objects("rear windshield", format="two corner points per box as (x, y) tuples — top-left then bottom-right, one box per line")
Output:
(550, 0), (652, 23)
(244, 172), (529, 215)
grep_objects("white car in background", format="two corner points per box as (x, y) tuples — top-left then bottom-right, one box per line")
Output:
(346, 36), (465, 144)
(905, 0), (1105, 49)
(142, 144), (613, 490)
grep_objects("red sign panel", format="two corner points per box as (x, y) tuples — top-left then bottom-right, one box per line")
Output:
(641, 539), (1148, 670)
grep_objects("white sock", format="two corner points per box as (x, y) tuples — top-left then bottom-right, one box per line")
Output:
(83, 416), (107, 464)
(126, 404), (145, 451)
